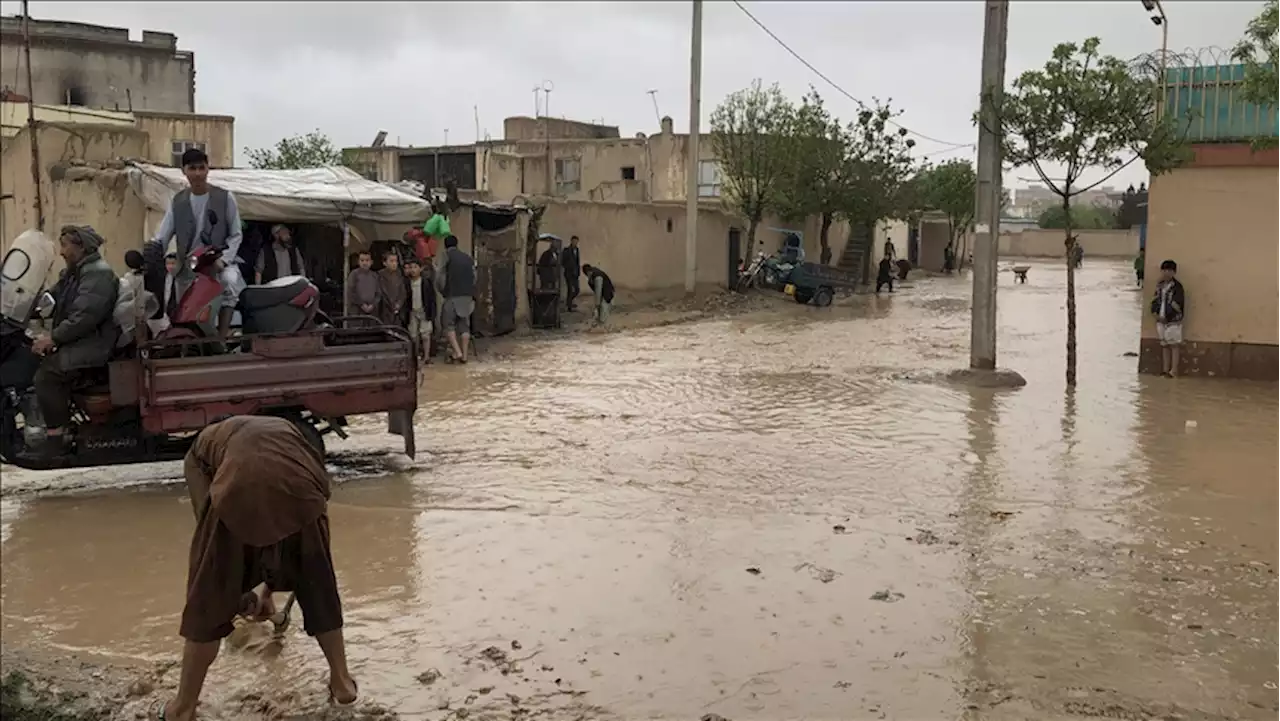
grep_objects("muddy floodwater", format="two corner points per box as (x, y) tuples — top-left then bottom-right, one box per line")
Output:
(2, 259), (1276, 720)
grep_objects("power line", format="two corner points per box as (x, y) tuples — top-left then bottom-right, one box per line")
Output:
(731, 0), (976, 150)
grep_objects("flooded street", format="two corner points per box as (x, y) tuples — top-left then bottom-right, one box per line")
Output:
(2, 258), (1276, 720)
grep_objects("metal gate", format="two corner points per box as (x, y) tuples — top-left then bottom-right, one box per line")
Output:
(471, 206), (520, 336)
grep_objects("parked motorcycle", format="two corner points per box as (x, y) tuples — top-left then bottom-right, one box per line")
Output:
(152, 244), (327, 357)
(736, 251), (768, 292)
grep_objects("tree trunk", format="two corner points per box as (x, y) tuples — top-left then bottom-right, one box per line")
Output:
(1064, 194), (1078, 387)
(745, 216), (760, 266)
(819, 212), (833, 266)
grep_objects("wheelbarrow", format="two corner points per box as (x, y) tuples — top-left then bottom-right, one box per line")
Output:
(1012, 265), (1031, 284)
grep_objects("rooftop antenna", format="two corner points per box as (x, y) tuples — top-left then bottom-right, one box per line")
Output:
(474, 105), (480, 143)
(532, 85), (541, 117)
(541, 80), (555, 121)
(443, 128), (449, 145)
(647, 89), (662, 125)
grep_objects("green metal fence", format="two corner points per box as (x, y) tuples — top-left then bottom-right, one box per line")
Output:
(1163, 60), (1278, 143)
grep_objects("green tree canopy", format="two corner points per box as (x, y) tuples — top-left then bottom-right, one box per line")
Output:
(710, 80), (798, 260)
(1234, 0), (1278, 109)
(245, 130), (346, 170)
(917, 159), (977, 249)
(982, 36), (1191, 387)
(1036, 204), (1116, 230)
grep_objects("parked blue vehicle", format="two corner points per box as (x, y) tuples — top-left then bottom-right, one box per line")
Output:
(782, 262), (860, 307)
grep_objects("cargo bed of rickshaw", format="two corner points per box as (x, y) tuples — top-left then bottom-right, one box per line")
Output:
(132, 324), (418, 455)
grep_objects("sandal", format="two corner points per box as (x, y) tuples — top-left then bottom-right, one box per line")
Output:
(329, 680), (359, 707)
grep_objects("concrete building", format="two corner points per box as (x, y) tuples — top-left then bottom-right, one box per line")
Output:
(1007, 183), (1120, 220)
(1140, 62), (1278, 380)
(345, 115), (714, 204)
(1, 110), (235, 256)
(347, 115), (889, 278)
(0, 16), (195, 113)
(0, 101), (234, 167)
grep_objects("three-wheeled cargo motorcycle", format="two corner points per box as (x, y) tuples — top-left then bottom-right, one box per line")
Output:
(0, 230), (419, 471)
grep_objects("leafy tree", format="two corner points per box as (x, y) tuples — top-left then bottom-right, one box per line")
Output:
(245, 130), (347, 170)
(917, 159), (977, 259)
(775, 89), (859, 265)
(981, 37), (1191, 386)
(710, 81), (797, 261)
(1036, 204), (1116, 230)
(1234, 0), (1278, 108)
(840, 100), (918, 279)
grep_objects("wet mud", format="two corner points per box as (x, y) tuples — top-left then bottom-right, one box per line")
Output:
(2, 259), (1276, 720)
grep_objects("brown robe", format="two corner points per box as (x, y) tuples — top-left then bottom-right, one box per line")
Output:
(377, 267), (407, 326)
(180, 416), (343, 643)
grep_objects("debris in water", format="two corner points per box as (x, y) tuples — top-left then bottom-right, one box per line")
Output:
(834, 681), (852, 689)
(1123, 351), (1138, 357)
(480, 646), (509, 664)
(746, 567), (762, 575)
(794, 562), (839, 583)
(870, 589), (905, 603)
(989, 510), (1016, 521)
(416, 668), (443, 685)
(511, 639), (522, 650)
(908, 529), (942, 545)
(832, 524), (848, 534)
(702, 715), (732, 721)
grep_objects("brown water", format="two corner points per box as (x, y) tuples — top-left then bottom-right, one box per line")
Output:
(2, 259), (1276, 720)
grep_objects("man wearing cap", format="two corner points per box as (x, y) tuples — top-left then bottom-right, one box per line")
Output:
(24, 225), (120, 459)
(254, 224), (306, 285)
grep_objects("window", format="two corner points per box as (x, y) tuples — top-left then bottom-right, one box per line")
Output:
(697, 159), (722, 198)
(171, 140), (207, 167)
(554, 157), (581, 195)
(620, 166), (636, 181)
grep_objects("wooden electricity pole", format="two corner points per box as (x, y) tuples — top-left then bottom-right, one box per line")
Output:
(22, 0), (45, 231)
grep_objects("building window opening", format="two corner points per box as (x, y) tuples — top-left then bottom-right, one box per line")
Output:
(171, 140), (208, 167)
(697, 159), (722, 198)
(621, 166), (636, 180)
(554, 157), (582, 195)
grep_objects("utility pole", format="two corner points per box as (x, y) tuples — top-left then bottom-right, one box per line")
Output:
(970, 0), (1008, 371)
(683, 0), (703, 294)
(22, 0), (45, 232)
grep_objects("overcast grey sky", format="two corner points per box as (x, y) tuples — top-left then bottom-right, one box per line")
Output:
(1, 1), (1265, 189)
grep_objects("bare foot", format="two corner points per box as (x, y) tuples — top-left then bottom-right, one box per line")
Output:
(162, 699), (196, 721)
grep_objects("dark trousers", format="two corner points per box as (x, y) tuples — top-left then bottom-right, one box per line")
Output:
(33, 360), (76, 428)
(876, 277), (894, 293)
(564, 273), (580, 309)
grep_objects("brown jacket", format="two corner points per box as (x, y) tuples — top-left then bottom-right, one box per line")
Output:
(184, 416), (329, 547)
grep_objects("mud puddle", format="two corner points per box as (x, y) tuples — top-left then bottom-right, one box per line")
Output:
(2, 260), (1276, 720)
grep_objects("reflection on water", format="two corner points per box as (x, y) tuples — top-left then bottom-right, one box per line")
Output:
(1, 259), (1275, 719)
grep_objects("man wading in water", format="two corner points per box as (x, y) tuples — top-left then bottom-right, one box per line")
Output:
(161, 416), (358, 719)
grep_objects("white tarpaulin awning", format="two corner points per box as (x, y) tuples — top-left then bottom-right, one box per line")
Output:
(126, 162), (433, 225)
